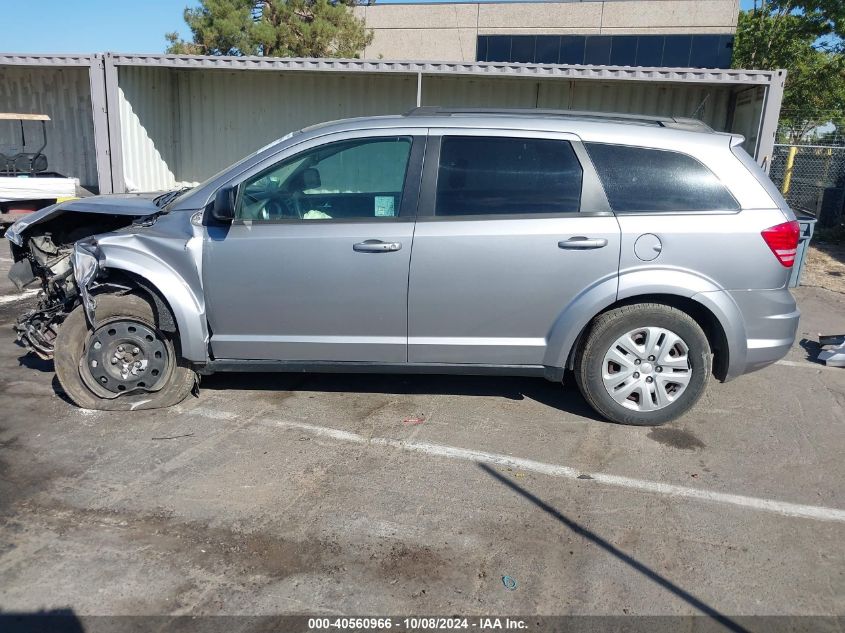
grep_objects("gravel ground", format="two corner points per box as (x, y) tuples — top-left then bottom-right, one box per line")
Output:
(803, 243), (845, 294)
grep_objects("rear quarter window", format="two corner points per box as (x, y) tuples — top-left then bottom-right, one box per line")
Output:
(585, 143), (739, 213)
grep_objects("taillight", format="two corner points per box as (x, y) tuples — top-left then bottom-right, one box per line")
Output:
(761, 220), (801, 267)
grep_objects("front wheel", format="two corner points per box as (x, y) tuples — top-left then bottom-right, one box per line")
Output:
(574, 303), (712, 426)
(54, 293), (196, 411)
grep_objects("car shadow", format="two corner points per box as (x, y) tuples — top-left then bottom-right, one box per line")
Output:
(17, 353), (53, 373)
(798, 338), (827, 365)
(49, 375), (76, 407)
(199, 371), (607, 422)
(478, 462), (750, 633)
(0, 609), (84, 633)
(26, 346), (604, 423)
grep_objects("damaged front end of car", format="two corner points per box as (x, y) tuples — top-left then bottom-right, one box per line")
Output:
(8, 232), (77, 359)
(5, 195), (165, 359)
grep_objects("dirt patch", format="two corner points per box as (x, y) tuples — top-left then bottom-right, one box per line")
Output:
(0, 436), (73, 515)
(802, 243), (845, 294)
(0, 426), (19, 451)
(647, 427), (705, 451)
(380, 543), (449, 580)
(3, 498), (461, 601)
(9, 501), (340, 582)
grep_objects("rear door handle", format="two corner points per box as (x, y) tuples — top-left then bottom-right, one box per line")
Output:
(558, 236), (608, 250)
(353, 239), (402, 253)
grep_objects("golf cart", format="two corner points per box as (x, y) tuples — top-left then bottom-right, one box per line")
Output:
(1, 113), (84, 230)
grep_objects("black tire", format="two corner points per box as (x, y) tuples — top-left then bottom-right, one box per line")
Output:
(54, 293), (196, 411)
(574, 303), (711, 426)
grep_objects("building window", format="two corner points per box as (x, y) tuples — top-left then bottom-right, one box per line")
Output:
(477, 34), (734, 69)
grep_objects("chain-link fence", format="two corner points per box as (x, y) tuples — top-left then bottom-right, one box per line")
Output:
(769, 144), (845, 227)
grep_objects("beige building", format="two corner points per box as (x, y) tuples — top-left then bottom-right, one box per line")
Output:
(355, 1), (739, 67)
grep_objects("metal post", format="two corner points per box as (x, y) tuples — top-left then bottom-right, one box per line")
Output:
(755, 69), (786, 172)
(102, 53), (126, 194)
(88, 54), (113, 194)
(416, 72), (422, 108)
(781, 145), (797, 195)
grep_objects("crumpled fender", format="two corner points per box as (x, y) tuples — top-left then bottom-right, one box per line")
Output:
(93, 230), (209, 363)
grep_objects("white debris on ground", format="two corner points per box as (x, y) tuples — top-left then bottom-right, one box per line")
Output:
(819, 334), (845, 367)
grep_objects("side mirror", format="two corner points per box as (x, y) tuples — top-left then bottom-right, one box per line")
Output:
(212, 185), (237, 222)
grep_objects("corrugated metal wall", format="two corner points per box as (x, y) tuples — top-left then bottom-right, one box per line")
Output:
(117, 67), (743, 190)
(538, 80), (731, 131)
(0, 66), (98, 190)
(422, 76), (540, 108)
(421, 75), (731, 131)
(729, 85), (765, 154)
(118, 66), (177, 192)
(118, 67), (418, 191)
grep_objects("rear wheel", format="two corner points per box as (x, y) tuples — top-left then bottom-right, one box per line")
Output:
(574, 303), (711, 426)
(54, 293), (196, 411)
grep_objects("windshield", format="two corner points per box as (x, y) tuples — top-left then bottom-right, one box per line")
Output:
(172, 130), (302, 208)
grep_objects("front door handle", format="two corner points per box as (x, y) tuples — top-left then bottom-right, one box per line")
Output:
(353, 239), (402, 253)
(558, 236), (608, 250)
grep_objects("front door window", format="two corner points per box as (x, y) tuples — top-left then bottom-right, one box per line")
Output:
(237, 137), (413, 221)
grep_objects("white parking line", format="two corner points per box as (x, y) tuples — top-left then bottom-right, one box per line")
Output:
(0, 289), (38, 305)
(190, 407), (845, 524)
(776, 359), (840, 371)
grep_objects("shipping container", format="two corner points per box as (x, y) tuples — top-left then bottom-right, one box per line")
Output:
(1, 53), (785, 195)
(0, 55), (106, 192)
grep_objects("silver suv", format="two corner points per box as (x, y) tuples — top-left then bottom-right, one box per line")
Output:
(5, 108), (800, 425)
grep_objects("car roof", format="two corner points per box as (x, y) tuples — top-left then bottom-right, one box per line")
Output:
(297, 107), (735, 150)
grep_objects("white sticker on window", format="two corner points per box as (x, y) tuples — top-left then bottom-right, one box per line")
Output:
(374, 196), (395, 217)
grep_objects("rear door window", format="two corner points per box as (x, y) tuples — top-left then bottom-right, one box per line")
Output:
(585, 143), (739, 212)
(434, 136), (583, 217)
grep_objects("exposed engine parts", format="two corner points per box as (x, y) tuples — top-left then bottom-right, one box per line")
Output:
(8, 213), (136, 358)
(14, 301), (66, 360)
(10, 231), (79, 359)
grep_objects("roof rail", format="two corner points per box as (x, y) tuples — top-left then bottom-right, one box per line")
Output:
(404, 106), (713, 132)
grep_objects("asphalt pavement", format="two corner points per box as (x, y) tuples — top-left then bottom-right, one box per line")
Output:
(0, 253), (843, 627)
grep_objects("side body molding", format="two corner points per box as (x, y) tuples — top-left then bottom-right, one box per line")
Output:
(95, 229), (209, 363)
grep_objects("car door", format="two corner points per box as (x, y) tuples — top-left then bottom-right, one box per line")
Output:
(202, 131), (425, 362)
(407, 129), (620, 366)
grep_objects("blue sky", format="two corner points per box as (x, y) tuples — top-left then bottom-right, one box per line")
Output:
(4, 0), (758, 54)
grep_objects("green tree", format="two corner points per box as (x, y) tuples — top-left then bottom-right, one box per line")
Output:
(733, 0), (845, 143)
(166, 0), (374, 58)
